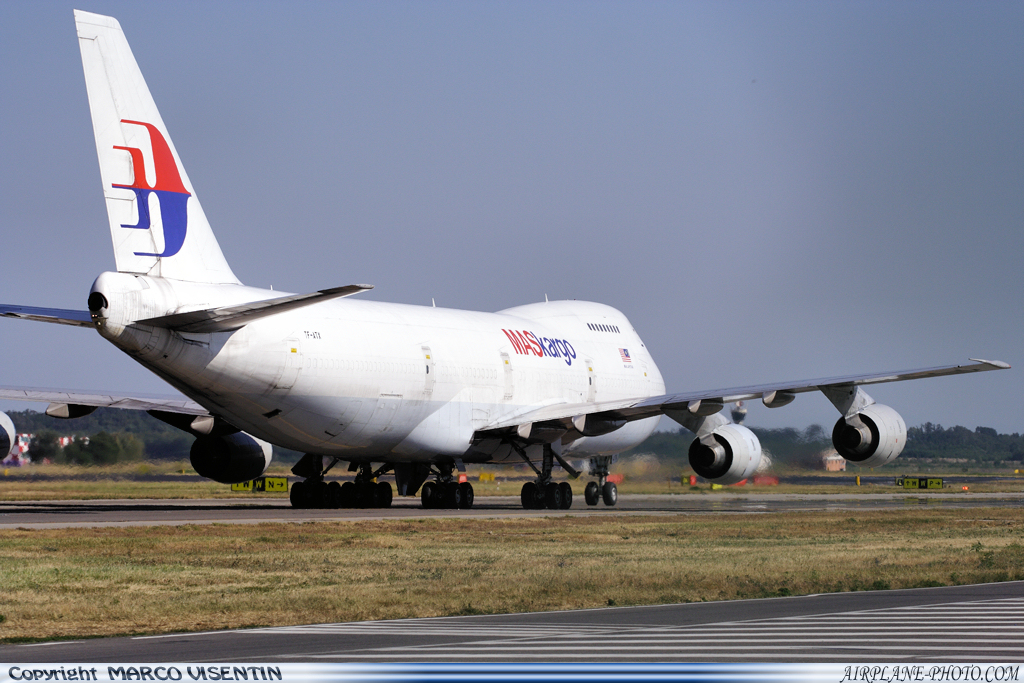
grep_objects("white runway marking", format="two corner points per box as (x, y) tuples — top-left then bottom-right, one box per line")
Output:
(246, 596), (1024, 661)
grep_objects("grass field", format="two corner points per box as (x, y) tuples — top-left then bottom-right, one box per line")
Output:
(1, 507), (1022, 643)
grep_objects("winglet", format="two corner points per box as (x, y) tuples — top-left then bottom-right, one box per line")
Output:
(968, 358), (1011, 369)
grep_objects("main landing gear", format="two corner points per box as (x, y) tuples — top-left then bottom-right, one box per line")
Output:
(513, 442), (574, 510)
(420, 463), (474, 509)
(583, 455), (617, 507)
(289, 457), (394, 509)
(521, 480), (573, 510)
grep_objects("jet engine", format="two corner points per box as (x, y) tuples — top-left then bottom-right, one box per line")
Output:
(1, 411), (15, 457)
(688, 423), (762, 485)
(832, 404), (906, 468)
(190, 432), (273, 484)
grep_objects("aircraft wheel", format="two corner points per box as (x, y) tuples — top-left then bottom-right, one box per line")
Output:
(421, 481), (438, 509)
(544, 482), (562, 510)
(602, 481), (618, 506)
(445, 482), (463, 509)
(376, 481), (393, 508)
(339, 481), (357, 508)
(318, 482), (334, 509)
(584, 481), (600, 506)
(558, 482), (573, 509)
(459, 482), (474, 509)
(521, 482), (539, 509)
(289, 481), (307, 509)
(326, 481), (342, 509)
(360, 482), (380, 508)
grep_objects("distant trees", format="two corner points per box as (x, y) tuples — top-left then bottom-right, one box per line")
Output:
(57, 431), (144, 465)
(623, 422), (1023, 470)
(27, 429), (61, 462)
(6, 408), (301, 464)
(7, 406), (1020, 468)
(904, 423), (1024, 463)
(7, 408), (193, 462)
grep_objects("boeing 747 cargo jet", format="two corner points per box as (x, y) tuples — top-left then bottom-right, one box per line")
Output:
(0, 11), (1010, 510)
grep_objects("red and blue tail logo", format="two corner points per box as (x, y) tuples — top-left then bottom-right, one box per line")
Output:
(111, 120), (190, 258)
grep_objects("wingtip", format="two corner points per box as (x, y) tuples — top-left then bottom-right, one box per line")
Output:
(969, 358), (1011, 369)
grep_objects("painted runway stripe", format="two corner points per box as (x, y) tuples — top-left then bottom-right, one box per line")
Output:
(237, 592), (1024, 662)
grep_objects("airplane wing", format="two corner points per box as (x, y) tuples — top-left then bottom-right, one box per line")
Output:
(478, 358), (1011, 436)
(0, 386), (208, 416)
(137, 284), (373, 333)
(0, 304), (94, 328)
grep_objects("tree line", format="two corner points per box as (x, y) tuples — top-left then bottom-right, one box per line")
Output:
(7, 408), (192, 465)
(6, 407), (1022, 468)
(622, 423), (1024, 469)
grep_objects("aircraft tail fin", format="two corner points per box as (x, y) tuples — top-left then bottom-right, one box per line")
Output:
(75, 10), (240, 285)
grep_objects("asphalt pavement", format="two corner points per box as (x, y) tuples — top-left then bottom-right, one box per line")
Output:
(3, 582), (1021, 663)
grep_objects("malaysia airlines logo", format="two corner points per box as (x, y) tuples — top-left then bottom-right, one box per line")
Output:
(111, 119), (191, 258)
(502, 329), (576, 366)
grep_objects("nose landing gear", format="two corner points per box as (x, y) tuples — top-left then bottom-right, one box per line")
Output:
(583, 456), (617, 506)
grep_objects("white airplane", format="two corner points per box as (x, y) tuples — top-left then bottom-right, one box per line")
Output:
(0, 11), (1010, 510)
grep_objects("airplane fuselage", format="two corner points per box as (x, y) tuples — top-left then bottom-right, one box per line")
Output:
(90, 271), (666, 465)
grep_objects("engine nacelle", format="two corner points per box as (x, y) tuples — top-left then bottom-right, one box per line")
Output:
(0, 411), (15, 457)
(190, 432), (273, 484)
(832, 403), (906, 468)
(688, 423), (762, 485)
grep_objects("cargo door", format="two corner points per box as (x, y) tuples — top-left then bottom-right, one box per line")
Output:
(500, 352), (514, 401)
(422, 346), (435, 397)
(586, 358), (596, 402)
(275, 338), (302, 391)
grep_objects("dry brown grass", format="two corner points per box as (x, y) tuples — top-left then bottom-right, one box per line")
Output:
(0, 479), (239, 501)
(3, 462), (1022, 501)
(1, 508), (1022, 643)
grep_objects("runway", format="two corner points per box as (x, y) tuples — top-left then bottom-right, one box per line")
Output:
(1, 492), (1022, 529)
(3, 582), (1021, 663)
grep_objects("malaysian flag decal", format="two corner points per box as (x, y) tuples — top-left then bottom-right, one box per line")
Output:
(619, 348), (631, 363)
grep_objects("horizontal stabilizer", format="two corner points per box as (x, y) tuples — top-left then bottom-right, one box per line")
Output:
(137, 284), (373, 333)
(0, 304), (94, 328)
(0, 385), (208, 415)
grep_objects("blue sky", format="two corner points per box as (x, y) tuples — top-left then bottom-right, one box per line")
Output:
(1, 1), (1021, 433)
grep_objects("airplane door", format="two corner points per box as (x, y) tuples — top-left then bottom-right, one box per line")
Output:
(500, 352), (514, 401)
(275, 338), (302, 391)
(586, 358), (596, 402)
(422, 346), (434, 397)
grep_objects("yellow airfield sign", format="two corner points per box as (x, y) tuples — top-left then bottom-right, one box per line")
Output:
(895, 476), (943, 490)
(231, 476), (289, 492)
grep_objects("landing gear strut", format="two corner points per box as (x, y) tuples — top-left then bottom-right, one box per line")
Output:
(338, 462), (393, 509)
(584, 455), (617, 506)
(420, 462), (474, 510)
(512, 442), (574, 510)
(289, 456), (393, 509)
